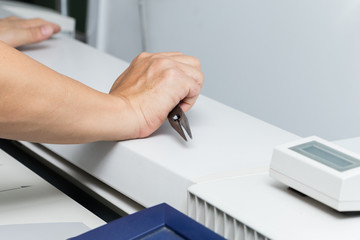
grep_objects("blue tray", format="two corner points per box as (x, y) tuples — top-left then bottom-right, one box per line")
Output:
(70, 203), (225, 240)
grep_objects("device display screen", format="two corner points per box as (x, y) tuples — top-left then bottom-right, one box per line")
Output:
(290, 141), (360, 171)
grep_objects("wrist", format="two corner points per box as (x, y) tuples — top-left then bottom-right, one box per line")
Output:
(102, 94), (140, 141)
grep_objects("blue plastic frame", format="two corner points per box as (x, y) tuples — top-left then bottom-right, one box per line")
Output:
(70, 203), (225, 240)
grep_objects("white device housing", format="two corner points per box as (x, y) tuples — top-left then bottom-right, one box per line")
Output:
(270, 136), (360, 211)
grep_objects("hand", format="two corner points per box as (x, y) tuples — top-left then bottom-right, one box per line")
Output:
(110, 52), (204, 139)
(0, 16), (60, 47)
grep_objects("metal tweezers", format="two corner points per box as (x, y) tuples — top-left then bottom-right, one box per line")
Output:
(167, 104), (192, 141)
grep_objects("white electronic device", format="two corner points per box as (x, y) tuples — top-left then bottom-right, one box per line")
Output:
(270, 136), (360, 212)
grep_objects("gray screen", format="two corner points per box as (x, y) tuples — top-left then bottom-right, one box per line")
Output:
(290, 141), (360, 172)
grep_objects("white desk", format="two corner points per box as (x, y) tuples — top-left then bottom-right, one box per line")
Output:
(15, 33), (360, 240)
(0, 148), (105, 239)
(19, 35), (299, 213)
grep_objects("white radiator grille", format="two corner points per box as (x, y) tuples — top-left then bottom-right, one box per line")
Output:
(187, 192), (270, 240)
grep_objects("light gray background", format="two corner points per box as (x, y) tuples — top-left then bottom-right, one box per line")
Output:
(87, 0), (360, 141)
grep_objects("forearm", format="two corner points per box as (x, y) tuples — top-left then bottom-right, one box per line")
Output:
(0, 41), (133, 143)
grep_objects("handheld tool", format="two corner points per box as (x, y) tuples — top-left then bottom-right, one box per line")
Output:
(167, 104), (192, 141)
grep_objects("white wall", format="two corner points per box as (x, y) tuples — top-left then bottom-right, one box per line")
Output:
(87, 0), (143, 61)
(88, 0), (360, 141)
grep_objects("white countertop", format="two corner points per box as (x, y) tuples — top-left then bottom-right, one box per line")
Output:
(21, 35), (299, 212)
(0, 148), (105, 238)
(17, 30), (360, 240)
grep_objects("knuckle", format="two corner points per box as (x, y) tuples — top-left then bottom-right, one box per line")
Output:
(32, 18), (45, 25)
(132, 52), (149, 64)
(192, 57), (201, 67)
(151, 57), (174, 70)
(161, 68), (180, 79)
(173, 51), (184, 55)
(189, 84), (199, 94)
(199, 72), (205, 84)
(21, 18), (40, 27)
(5, 16), (17, 21)
(137, 52), (150, 59)
(192, 71), (204, 86)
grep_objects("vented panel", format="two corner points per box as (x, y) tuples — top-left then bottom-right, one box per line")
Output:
(188, 192), (270, 240)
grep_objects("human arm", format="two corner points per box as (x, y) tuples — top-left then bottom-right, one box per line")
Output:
(0, 42), (203, 143)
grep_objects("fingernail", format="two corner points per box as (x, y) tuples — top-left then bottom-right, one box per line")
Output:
(41, 25), (53, 36)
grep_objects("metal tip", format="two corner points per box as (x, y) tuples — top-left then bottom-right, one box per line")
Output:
(168, 104), (192, 141)
(169, 119), (187, 141)
(179, 113), (192, 139)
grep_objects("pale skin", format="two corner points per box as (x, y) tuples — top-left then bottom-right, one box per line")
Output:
(0, 17), (204, 144)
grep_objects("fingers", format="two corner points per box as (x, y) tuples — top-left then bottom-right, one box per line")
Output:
(139, 51), (201, 68)
(178, 77), (202, 112)
(137, 52), (203, 85)
(3, 16), (20, 21)
(180, 94), (200, 112)
(177, 61), (204, 85)
(17, 18), (61, 34)
(160, 55), (203, 109)
(167, 54), (201, 69)
(164, 62), (203, 111)
(109, 51), (204, 139)
(136, 52), (204, 110)
(11, 25), (54, 46)
(0, 16), (61, 47)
